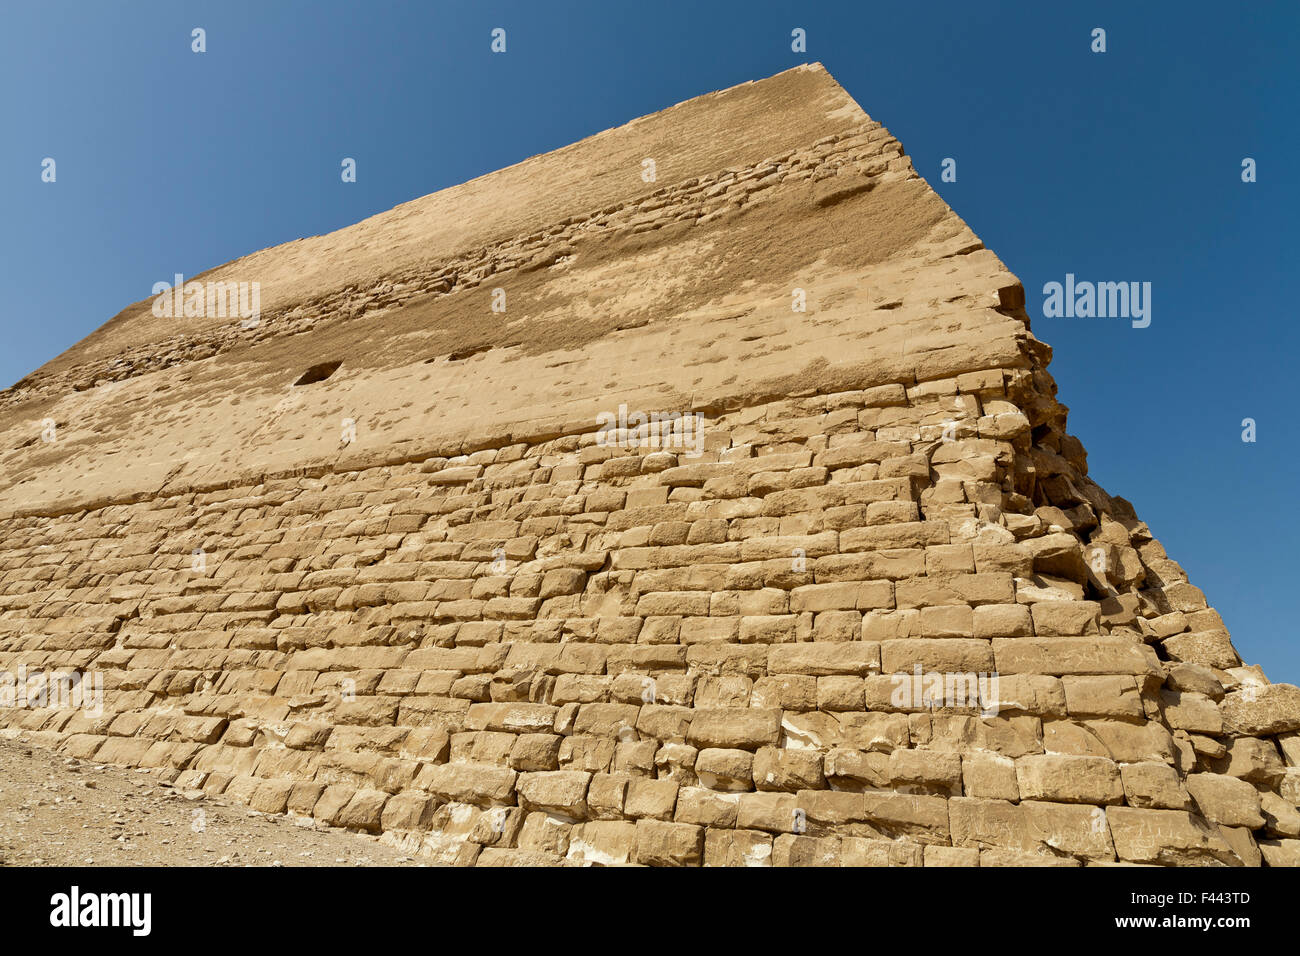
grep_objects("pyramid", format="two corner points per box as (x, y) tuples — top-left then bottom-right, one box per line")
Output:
(1, 64), (1296, 867)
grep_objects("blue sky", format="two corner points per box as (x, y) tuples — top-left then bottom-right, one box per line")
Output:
(2, 1), (1297, 679)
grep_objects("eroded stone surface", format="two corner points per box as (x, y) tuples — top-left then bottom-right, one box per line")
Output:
(0, 64), (1294, 867)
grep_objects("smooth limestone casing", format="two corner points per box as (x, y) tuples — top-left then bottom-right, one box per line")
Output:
(0, 64), (1296, 866)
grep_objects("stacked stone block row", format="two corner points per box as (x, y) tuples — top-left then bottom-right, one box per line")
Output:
(1, 365), (1297, 866)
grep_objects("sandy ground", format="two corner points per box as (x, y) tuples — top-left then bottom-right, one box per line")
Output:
(0, 739), (421, 867)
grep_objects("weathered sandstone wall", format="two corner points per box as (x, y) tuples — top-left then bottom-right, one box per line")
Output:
(0, 64), (1296, 866)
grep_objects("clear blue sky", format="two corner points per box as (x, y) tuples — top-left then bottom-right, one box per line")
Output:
(2, 1), (1297, 679)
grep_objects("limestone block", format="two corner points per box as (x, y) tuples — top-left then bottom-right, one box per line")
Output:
(686, 708), (782, 750)
(693, 747), (754, 791)
(635, 820), (704, 866)
(703, 828), (772, 866)
(1014, 754), (1123, 805)
(1106, 807), (1239, 866)
(1119, 762), (1193, 811)
(1184, 773), (1265, 829)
